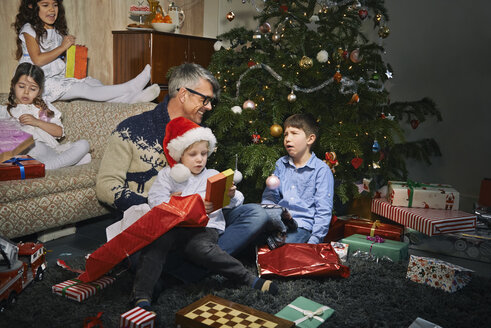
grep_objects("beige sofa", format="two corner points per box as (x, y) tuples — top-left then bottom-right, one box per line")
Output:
(0, 94), (155, 239)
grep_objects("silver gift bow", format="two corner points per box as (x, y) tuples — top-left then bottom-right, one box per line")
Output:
(287, 303), (330, 325)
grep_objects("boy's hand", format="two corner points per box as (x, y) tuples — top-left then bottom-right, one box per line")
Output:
(227, 185), (236, 199)
(18, 114), (40, 127)
(170, 191), (182, 197)
(203, 200), (214, 214)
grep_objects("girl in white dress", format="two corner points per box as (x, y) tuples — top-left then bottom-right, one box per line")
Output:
(13, 0), (159, 104)
(1, 63), (91, 170)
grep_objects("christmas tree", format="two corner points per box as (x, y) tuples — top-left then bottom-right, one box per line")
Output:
(205, 0), (442, 210)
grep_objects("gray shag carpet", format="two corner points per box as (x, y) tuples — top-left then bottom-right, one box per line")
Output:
(1, 253), (490, 328)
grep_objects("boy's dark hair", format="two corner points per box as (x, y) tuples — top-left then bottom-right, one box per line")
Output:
(284, 113), (319, 142)
(13, 0), (68, 60)
(7, 62), (52, 117)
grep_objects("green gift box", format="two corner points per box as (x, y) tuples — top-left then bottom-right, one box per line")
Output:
(340, 234), (409, 262)
(276, 296), (334, 328)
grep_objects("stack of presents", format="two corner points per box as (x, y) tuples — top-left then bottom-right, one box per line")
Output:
(14, 179), (491, 327)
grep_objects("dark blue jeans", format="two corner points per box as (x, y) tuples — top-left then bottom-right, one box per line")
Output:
(132, 227), (257, 301)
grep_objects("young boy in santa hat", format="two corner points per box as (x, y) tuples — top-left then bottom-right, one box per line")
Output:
(131, 117), (278, 311)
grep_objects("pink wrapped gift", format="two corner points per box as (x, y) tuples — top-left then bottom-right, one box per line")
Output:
(0, 119), (33, 163)
(372, 198), (476, 236)
(406, 255), (473, 292)
(388, 181), (459, 210)
(120, 307), (156, 328)
(52, 276), (115, 302)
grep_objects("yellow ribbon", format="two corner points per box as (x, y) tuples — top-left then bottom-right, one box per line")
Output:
(370, 220), (381, 237)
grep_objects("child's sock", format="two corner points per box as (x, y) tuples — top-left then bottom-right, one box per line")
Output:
(130, 84), (160, 103)
(127, 64), (152, 92)
(75, 153), (92, 166)
(135, 298), (153, 312)
(252, 277), (279, 295)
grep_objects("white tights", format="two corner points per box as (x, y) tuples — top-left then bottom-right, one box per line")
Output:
(27, 140), (91, 170)
(59, 65), (160, 104)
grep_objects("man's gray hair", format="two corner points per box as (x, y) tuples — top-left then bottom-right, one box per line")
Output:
(168, 63), (220, 99)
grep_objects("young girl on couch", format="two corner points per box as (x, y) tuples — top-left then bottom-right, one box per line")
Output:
(13, 0), (159, 104)
(0, 63), (91, 170)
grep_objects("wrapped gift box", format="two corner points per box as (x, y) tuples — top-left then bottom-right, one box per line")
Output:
(344, 218), (404, 241)
(406, 255), (473, 293)
(406, 228), (491, 263)
(176, 294), (294, 328)
(323, 215), (348, 242)
(276, 296), (334, 328)
(52, 276), (115, 302)
(372, 198), (476, 236)
(120, 307), (156, 328)
(0, 155), (45, 181)
(257, 243), (350, 278)
(205, 168), (234, 210)
(340, 234), (409, 262)
(66, 45), (88, 79)
(388, 181), (459, 210)
(0, 119), (33, 163)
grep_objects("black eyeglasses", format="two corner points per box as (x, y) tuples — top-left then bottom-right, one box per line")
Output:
(178, 87), (218, 107)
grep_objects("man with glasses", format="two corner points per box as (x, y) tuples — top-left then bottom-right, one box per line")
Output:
(96, 63), (270, 280)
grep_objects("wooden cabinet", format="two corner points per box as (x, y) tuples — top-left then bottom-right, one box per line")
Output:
(113, 30), (216, 101)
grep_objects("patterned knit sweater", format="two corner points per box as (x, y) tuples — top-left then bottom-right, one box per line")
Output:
(96, 96), (170, 211)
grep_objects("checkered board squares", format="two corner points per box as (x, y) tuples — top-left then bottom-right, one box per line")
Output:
(176, 294), (294, 328)
(185, 301), (277, 328)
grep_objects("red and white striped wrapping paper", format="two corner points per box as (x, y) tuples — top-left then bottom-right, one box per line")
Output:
(371, 198), (476, 236)
(52, 276), (115, 302)
(120, 307), (156, 328)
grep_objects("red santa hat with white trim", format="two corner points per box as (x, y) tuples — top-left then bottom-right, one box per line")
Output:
(163, 116), (216, 183)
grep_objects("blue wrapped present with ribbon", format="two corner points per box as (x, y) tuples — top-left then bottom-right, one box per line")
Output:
(388, 180), (460, 211)
(0, 155), (45, 181)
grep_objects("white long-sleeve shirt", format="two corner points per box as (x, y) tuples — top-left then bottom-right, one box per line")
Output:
(148, 166), (244, 233)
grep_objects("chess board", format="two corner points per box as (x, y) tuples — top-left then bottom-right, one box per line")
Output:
(175, 294), (294, 328)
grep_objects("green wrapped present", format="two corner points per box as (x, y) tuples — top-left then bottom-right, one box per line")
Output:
(340, 234), (409, 262)
(276, 296), (334, 328)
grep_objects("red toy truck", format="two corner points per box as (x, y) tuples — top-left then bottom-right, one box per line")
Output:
(0, 236), (47, 312)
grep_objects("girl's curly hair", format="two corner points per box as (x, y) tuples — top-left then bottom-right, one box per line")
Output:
(7, 62), (53, 118)
(13, 0), (68, 60)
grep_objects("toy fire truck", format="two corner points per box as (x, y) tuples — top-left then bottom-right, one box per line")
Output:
(0, 236), (47, 312)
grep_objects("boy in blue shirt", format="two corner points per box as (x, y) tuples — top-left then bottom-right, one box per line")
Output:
(262, 113), (334, 244)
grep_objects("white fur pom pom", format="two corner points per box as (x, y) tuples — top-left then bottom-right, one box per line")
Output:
(231, 105), (242, 114)
(316, 50), (328, 63)
(214, 41), (223, 51)
(170, 163), (192, 183)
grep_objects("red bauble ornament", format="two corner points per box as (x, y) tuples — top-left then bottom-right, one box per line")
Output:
(342, 50), (349, 59)
(351, 157), (363, 169)
(358, 9), (368, 20)
(410, 119), (420, 129)
(247, 61), (256, 67)
(251, 134), (261, 143)
(280, 5), (288, 13)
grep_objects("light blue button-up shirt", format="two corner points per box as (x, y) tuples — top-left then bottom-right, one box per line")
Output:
(261, 152), (334, 244)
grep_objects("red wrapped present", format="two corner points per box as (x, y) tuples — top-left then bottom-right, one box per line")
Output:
(0, 155), (45, 181)
(257, 243), (350, 278)
(323, 215), (347, 242)
(77, 194), (208, 282)
(372, 198), (476, 236)
(52, 276), (115, 302)
(344, 218), (404, 241)
(120, 307), (156, 328)
(66, 45), (88, 79)
(205, 168), (234, 210)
